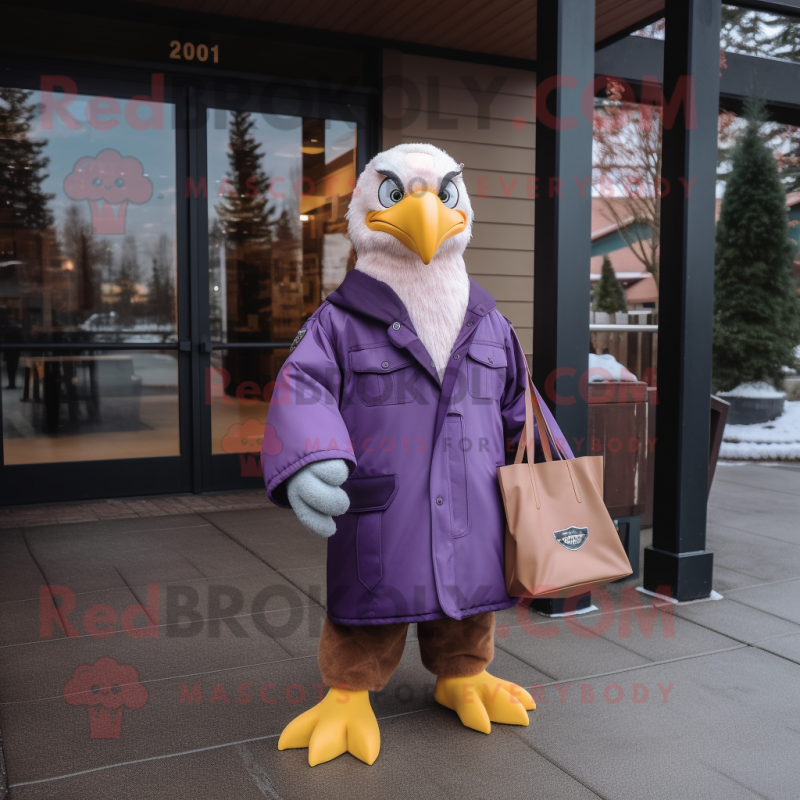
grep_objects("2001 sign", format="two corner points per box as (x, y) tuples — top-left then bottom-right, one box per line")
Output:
(169, 41), (219, 63)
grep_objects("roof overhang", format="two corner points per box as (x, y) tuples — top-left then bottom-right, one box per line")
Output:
(128, 0), (665, 63)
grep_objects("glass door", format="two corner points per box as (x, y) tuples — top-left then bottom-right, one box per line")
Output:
(197, 87), (365, 489)
(0, 63), (192, 503)
(0, 61), (370, 504)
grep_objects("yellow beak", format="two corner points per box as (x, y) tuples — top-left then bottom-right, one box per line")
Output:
(365, 191), (467, 265)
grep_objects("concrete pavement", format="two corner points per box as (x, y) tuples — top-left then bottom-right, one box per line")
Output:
(0, 463), (798, 799)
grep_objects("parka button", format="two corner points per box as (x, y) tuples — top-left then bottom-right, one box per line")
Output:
(466, 320), (473, 327)
(381, 361), (389, 369)
(392, 321), (401, 330)
(453, 353), (460, 359)
(436, 497), (443, 505)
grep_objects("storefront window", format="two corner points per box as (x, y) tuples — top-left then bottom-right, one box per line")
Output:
(206, 109), (356, 455)
(0, 83), (179, 463)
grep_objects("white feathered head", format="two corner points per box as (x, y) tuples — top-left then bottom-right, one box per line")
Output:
(346, 143), (473, 268)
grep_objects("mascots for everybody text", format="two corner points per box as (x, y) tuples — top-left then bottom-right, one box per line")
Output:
(262, 143), (563, 766)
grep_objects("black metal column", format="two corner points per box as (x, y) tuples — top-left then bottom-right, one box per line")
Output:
(532, 0), (594, 616)
(533, 0), (594, 449)
(644, 0), (721, 601)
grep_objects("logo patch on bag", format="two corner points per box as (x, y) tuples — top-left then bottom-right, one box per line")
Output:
(290, 324), (307, 353)
(553, 526), (589, 550)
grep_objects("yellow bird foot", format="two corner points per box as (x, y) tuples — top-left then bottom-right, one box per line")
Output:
(434, 670), (535, 734)
(277, 687), (380, 766)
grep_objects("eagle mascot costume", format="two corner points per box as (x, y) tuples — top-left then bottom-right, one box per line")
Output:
(262, 143), (562, 766)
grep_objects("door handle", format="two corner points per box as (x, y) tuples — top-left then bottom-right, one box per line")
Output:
(199, 340), (213, 354)
(179, 340), (191, 352)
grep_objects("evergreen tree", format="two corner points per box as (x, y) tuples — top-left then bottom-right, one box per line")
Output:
(720, 6), (800, 63)
(116, 235), (141, 327)
(0, 88), (54, 230)
(148, 233), (175, 336)
(713, 99), (800, 391)
(61, 205), (98, 312)
(592, 255), (628, 314)
(215, 111), (276, 243)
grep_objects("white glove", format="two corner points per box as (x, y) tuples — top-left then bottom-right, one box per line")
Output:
(286, 459), (350, 538)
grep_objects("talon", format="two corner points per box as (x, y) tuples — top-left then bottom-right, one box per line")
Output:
(434, 670), (534, 733)
(278, 688), (380, 766)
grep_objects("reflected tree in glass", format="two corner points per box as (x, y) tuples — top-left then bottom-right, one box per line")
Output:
(215, 111), (277, 342)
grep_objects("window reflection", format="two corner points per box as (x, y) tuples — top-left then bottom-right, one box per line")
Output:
(207, 110), (356, 345)
(0, 83), (179, 464)
(2, 349), (179, 464)
(208, 348), (273, 456)
(0, 87), (177, 347)
(206, 109), (356, 455)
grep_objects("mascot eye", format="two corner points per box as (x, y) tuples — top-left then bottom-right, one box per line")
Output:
(114, 178), (125, 188)
(378, 178), (404, 208)
(92, 178), (102, 187)
(438, 180), (459, 208)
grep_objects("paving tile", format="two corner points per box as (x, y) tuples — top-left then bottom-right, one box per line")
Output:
(270, 603), (327, 658)
(0, 656), (321, 784)
(725, 578), (800, 625)
(21, 514), (206, 540)
(496, 620), (650, 681)
(598, 608), (740, 662)
(0, 612), (293, 704)
(202, 508), (328, 572)
(173, 543), (269, 579)
(672, 596), (800, 644)
(277, 565), (327, 607)
(23, 516), (275, 591)
(251, 707), (600, 800)
(0, 529), (47, 603)
(9, 745), (270, 800)
(707, 564), (762, 593)
(753, 633), (800, 665)
(112, 553), (206, 588)
(251, 718), (456, 800)
(705, 523), (800, 582)
(0, 597), (68, 649)
(2, 586), (137, 649)
(713, 463), (800, 497)
(513, 647), (800, 800)
(707, 494), (800, 546)
(126, 571), (317, 627)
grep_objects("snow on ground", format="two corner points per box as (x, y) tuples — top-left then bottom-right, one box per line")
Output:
(721, 400), (800, 460)
(718, 381), (785, 399)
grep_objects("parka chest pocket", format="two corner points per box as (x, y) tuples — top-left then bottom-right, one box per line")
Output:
(467, 341), (507, 401)
(350, 344), (419, 406)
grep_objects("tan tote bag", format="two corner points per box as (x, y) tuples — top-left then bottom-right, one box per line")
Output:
(497, 367), (632, 599)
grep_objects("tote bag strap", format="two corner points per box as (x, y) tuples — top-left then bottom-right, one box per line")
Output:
(514, 376), (560, 464)
(510, 329), (569, 465)
(516, 375), (584, 504)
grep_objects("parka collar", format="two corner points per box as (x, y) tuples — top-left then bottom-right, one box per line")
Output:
(327, 268), (497, 388)
(326, 268), (497, 329)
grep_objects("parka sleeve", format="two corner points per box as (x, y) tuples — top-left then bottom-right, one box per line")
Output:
(261, 307), (356, 507)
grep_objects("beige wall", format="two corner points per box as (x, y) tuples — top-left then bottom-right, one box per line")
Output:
(382, 51), (536, 354)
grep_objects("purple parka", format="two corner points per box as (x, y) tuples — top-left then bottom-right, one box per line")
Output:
(262, 269), (570, 626)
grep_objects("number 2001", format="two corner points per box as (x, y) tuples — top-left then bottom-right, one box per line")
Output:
(169, 41), (219, 63)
